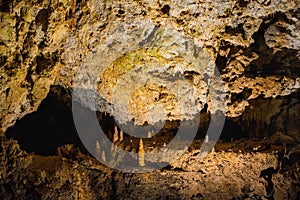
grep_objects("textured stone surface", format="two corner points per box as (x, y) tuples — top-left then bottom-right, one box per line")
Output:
(0, 0), (299, 131)
(0, 0), (300, 199)
(1, 137), (300, 199)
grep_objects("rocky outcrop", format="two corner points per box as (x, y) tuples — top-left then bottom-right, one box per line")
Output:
(1, 137), (300, 199)
(0, 0), (299, 131)
(0, 0), (299, 199)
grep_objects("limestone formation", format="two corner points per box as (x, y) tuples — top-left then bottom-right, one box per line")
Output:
(113, 126), (118, 143)
(0, 0), (299, 199)
(0, 0), (299, 133)
(138, 139), (145, 167)
(119, 130), (123, 142)
(95, 141), (101, 159)
(101, 150), (106, 163)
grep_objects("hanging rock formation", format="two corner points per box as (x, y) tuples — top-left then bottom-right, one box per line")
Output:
(0, 0), (299, 199)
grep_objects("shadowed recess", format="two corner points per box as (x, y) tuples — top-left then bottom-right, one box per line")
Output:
(5, 86), (254, 157)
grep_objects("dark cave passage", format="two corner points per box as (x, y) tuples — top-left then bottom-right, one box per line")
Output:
(4, 86), (277, 157)
(4, 86), (185, 156)
(220, 119), (248, 141)
(5, 90), (86, 156)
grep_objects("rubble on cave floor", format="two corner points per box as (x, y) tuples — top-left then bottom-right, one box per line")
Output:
(1, 135), (299, 200)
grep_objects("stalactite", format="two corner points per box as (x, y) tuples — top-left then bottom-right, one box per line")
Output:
(119, 130), (123, 142)
(111, 143), (116, 158)
(95, 141), (101, 159)
(70, 0), (76, 29)
(113, 126), (118, 143)
(205, 135), (209, 143)
(101, 150), (106, 162)
(138, 139), (145, 167)
(242, 104), (275, 137)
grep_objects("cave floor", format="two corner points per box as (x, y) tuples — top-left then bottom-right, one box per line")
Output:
(1, 137), (299, 200)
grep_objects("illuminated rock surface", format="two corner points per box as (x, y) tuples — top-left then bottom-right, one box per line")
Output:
(0, 0), (299, 199)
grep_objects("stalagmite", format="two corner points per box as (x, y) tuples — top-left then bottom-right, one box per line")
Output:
(205, 135), (209, 143)
(120, 130), (123, 142)
(138, 139), (145, 167)
(111, 143), (116, 158)
(101, 151), (106, 162)
(113, 146), (117, 158)
(95, 141), (101, 159)
(113, 126), (119, 143)
(148, 130), (152, 138)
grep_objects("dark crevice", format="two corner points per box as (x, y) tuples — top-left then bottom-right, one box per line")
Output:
(35, 9), (50, 32)
(251, 12), (288, 52)
(238, 92), (299, 139)
(3, 53), (21, 77)
(264, 49), (300, 77)
(217, 11), (299, 79)
(247, 12), (298, 77)
(5, 87), (87, 156)
(0, 0), (11, 12)
(220, 119), (247, 141)
(161, 5), (170, 15)
(4, 86), (210, 156)
(215, 41), (241, 74)
(35, 52), (58, 75)
(259, 167), (276, 199)
(176, 18), (184, 25)
(110, 171), (118, 200)
(65, 8), (73, 20)
(215, 54), (228, 73)
(6, 86), (297, 158)
(225, 23), (246, 39)
(237, 0), (250, 8)
(3, 87), (243, 158)
(0, 55), (8, 68)
(231, 88), (252, 103)
(75, 0), (86, 13)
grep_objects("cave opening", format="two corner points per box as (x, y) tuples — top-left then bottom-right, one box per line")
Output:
(5, 87), (86, 156)
(4, 86), (187, 156)
(219, 119), (248, 141)
(5, 86), (256, 158)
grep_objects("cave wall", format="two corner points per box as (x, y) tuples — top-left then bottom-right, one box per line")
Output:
(0, 0), (300, 199)
(0, 0), (299, 134)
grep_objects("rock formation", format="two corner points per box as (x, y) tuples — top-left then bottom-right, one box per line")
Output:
(0, 0), (299, 199)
